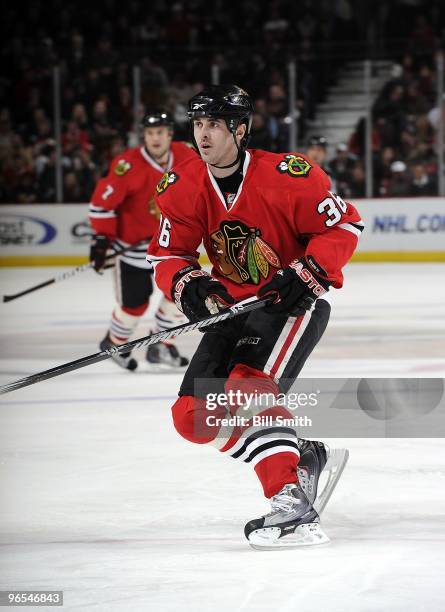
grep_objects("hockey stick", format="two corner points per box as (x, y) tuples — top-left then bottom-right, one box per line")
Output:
(0, 296), (268, 395)
(2, 240), (147, 303)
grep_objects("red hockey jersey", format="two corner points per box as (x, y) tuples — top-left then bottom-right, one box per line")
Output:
(89, 142), (196, 267)
(148, 150), (363, 299)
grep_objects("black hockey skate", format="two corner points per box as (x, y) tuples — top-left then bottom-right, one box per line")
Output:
(146, 341), (189, 369)
(297, 439), (328, 504)
(297, 439), (349, 516)
(100, 335), (138, 371)
(245, 483), (329, 550)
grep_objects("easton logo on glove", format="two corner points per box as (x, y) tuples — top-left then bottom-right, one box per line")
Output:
(288, 260), (327, 297)
(172, 267), (209, 312)
(305, 255), (328, 278)
(258, 257), (330, 316)
(172, 266), (235, 323)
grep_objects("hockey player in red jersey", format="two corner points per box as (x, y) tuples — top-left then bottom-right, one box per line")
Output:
(89, 110), (197, 370)
(148, 86), (363, 548)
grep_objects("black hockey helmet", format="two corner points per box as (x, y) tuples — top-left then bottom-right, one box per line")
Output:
(141, 110), (174, 130)
(188, 84), (254, 157)
(307, 135), (328, 149)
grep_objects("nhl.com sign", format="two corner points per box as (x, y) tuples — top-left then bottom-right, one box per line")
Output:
(355, 197), (445, 257)
(0, 214), (57, 246)
(0, 198), (443, 264)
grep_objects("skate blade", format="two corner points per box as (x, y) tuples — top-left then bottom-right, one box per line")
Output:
(314, 448), (349, 516)
(248, 523), (330, 550)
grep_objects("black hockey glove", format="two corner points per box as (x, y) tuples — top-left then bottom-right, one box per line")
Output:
(258, 257), (330, 316)
(90, 234), (111, 274)
(172, 265), (235, 323)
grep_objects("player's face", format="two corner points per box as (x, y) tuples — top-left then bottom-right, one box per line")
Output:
(193, 117), (245, 167)
(307, 145), (326, 166)
(144, 126), (173, 160)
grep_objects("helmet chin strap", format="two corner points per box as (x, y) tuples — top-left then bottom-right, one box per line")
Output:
(208, 132), (242, 170)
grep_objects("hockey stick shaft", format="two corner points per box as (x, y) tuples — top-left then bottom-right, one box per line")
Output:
(0, 296), (268, 395)
(2, 240), (147, 303)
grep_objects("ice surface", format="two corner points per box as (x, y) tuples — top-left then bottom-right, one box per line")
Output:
(0, 264), (444, 611)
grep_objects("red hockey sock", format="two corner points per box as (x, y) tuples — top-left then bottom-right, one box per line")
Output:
(171, 395), (227, 444)
(254, 452), (299, 498)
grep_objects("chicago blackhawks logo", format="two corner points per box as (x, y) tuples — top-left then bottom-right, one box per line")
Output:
(156, 171), (179, 195)
(276, 154), (312, 178)
(210, 221), (281, 285)
(114, 159), (132, 176)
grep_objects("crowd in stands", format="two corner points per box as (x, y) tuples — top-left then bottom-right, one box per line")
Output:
(340, 52), (443, 197)
(0, 0), (444, 203)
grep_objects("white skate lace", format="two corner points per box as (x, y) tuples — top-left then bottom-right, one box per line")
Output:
(268, 486), (302, 514)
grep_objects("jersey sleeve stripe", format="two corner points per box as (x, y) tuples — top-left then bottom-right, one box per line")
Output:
(350, 221), (365, 230)
(89, 204), (117, 218)
(89, 211), (117, 219)
(338, 222), (364, 238)
(114, 241), (150, 254)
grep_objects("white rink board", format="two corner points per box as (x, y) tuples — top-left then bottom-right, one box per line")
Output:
(1, 198), (445, 263)
(0, 204), (91, 258)
(356, 197), (445, 252)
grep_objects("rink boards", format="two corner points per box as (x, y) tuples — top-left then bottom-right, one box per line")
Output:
(1, 198), (445, 265)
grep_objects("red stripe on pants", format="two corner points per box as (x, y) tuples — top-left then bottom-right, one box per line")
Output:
(269, 316), (304, 378)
